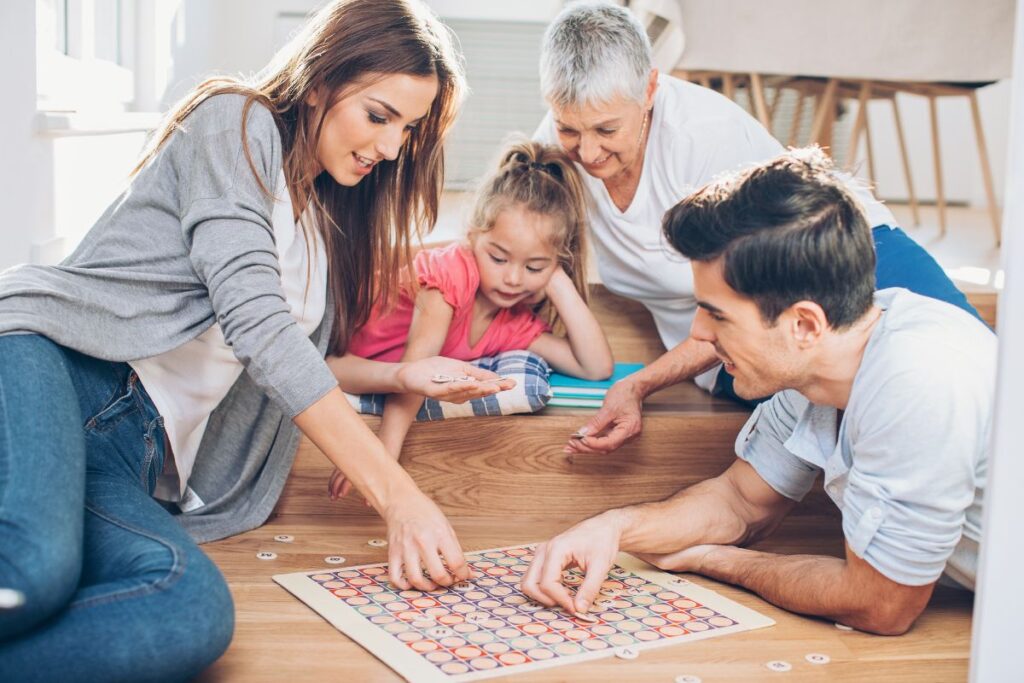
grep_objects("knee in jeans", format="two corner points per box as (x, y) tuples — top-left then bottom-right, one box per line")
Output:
(16, 543), (80, 613)
(162, 551), (235, 673)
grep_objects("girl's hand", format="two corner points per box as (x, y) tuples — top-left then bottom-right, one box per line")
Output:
(396, 356), (516, 402)
(381, 491), (473, 591)
(328, 467), (355, 500)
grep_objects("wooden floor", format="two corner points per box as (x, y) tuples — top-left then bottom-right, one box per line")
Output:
(198, 285), (983, 682)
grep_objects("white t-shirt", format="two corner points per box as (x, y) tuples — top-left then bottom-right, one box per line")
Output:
(736, 289), (993, 588)
(535, 75), (896, 388)
(132, 171), (328, 503)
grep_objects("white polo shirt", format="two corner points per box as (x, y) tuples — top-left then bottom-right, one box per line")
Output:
(535, 74), (896, 389)
(735, 289), (993, 588)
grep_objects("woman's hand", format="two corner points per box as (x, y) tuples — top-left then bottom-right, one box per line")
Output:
(380, 490), (473, 591)
(396, 356), (516, 402)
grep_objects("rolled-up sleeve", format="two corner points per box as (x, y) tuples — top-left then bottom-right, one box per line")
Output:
(179, 97), (338, 417)
(842, 369), (984, 586)
(734, 390), (820, 502)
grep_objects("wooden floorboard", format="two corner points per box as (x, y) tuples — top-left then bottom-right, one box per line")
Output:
(200, 515), (972, 683)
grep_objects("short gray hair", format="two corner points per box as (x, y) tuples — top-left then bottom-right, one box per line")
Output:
(540, 1), (653, 108)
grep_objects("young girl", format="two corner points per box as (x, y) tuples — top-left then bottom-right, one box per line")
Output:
(329, 140), (614, 498)
(0, 1), (504, 678)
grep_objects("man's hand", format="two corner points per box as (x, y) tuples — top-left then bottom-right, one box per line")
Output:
(565, 379), (644, 454)
(396, 356), (516, 402)
(520, 512), (627, 614)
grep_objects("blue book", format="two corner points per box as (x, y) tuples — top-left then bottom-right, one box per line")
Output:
(549, 363), (644, 397)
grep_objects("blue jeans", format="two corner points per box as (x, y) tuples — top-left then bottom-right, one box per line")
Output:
(714, 226), (984, 406)
(0, 335), (233, 682)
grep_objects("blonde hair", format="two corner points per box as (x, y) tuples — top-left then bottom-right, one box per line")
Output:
(132, 0), (465, 354)
(469, 139), (590, 328)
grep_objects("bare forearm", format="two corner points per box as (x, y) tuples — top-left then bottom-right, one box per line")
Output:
(628, 336), (719, 397)
(609, 477), (752, 555)
(327, 354), (404, 394)
(378, 391), (424, 457)
(701, 548), (852, 617)
(545, 272), (613, 379)
(295, 387), (419, 510)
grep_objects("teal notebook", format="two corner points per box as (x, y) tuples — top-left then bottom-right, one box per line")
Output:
(549, 363), (644, 398)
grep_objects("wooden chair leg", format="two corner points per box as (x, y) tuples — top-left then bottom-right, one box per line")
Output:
(809, 78), (839, 149)
(721, 72), (735, 100)
(788, 93), (805, 147)
(891, 97), (921, 226)
(768, 85), (783, 123)
(863, 97), (877, 187)
(749, 73), (772, 130)
(928, 95), (947, 238)
(969, 91), (1002, 245)
(846, 82), (870, 172)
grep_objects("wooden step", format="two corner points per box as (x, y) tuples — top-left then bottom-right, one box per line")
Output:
(275, 381), (768, 519)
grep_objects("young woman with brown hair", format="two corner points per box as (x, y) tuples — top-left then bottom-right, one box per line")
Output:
(0, 1), (506, 679)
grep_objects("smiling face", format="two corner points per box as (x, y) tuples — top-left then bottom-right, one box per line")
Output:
(549, 72), (656, 182)
(689, 259), (805, 399)
(312, 72), (439, 186)
(471, 204), (560, 311)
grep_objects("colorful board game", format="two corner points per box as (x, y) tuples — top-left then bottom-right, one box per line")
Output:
(274, 544), (774, 682)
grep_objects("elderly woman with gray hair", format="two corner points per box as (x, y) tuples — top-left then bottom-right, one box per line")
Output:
(534, 1), (982, 454)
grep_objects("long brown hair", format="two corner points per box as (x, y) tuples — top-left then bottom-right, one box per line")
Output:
(469, 139), (590, 330)
(132, 0), (465, 354)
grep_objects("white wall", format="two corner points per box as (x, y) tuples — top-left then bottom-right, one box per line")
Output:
(0, 2), (52, 268)
(970, 1), (1024, 680)
(1, 0), (1014, 269)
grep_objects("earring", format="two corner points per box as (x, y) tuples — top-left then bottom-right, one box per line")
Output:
(637, 108), (652, 147)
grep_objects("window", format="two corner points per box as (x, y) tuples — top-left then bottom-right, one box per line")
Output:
(36, 0), (137, 112)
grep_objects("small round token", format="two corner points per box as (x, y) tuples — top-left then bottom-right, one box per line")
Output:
(324, 556), (346, 565)
(765, 660), (792, 672)
(675, 676), (702, 683)
(573, 611), (598, 623)
(368, 539), (388, 548)
(834, 622), (854, 631)
(805, 653), (831, 665)
(431, 374), (453, 383)
(256, 551), (277, 560)
(274, 534), (294, 543)
(615, 647), (639, 660)
(0, 588), (26, 609)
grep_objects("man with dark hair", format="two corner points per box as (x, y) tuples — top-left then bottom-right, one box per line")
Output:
(521, 149), (993, 635)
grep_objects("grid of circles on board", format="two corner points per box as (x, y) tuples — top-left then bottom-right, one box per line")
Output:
(309, 547), (739, 676)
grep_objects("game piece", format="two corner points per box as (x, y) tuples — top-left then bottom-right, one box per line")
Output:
(368, 538), (388, 548)
(256, 551), (277, 561)
(0, 588), (25, 610)
(765, 660), (792, 672)
(805, 653), (830, 665)
(274, 534), (294, 543)
(325, 556), (346, 565)
(615, 646), (639, 660)
(834, 622), (854, 631)
(675, 676), (702, 683)
(275, 544), (774, 682)
(431, 374), (454, 384)
(572, 611), (598, 623)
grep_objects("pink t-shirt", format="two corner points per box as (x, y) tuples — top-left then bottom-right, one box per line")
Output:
(347, 243), (550, 362)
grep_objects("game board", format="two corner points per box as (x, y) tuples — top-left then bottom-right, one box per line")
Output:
(274, 544), (774, 682)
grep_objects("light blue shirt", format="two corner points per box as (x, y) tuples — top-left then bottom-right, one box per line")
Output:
(735, 288), (994, 588)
